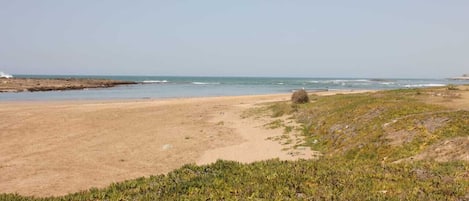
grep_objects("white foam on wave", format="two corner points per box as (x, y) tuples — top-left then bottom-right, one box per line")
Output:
(404, 83), (446, 88)
(142, 80), (168, 84)
(192, 82), (220, 85)
(308, 79), (372, 84)
(329, 80), (348, 84)
(0, 71), (13, 78)
(332, 79), (370, 83)
(379, 82), (395, 85)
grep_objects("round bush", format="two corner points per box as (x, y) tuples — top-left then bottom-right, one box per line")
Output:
(291, 89), (309, 104)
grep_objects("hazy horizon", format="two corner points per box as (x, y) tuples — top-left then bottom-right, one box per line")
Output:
(5, 73), (466, 80)
(1, 1), (468, 79)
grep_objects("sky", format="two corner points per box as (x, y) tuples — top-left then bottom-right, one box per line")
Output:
(0, 1), (468, 78)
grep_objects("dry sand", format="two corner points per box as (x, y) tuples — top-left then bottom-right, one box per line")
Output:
(0, 93), (321, 197)
(421, 85), (469, 111)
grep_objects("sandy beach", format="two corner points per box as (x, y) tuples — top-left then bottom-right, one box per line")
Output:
(0, 93), (324, 196)
(2, 87), (466, 197)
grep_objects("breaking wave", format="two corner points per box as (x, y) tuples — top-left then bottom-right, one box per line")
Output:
(404, 84), (446, 88)
(141, 80), (168, 84)
(192, 82), (220, 85)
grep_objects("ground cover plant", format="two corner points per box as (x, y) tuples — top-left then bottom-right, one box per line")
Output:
(2, 87), (468, 200)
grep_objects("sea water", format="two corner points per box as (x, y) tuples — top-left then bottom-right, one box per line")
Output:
(1, 75), (468, 101)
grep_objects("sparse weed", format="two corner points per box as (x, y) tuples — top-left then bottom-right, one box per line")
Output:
(264, 119), (284, 129)
(447, 84), (459, 90)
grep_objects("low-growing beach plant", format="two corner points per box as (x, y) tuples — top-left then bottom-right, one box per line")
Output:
(268, 102), (294, 117)
(1, 159), (467, 200)
(447, 84), (459, 90)
(283, 89), (469, 161)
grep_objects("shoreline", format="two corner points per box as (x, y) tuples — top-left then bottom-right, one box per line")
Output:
(0, 89), (376, 103)
(2, 76), (467, 101)
(0, 93), (291, 106)
(450, 77), (469, 80)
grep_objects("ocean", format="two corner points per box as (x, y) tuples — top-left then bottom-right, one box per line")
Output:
(1, 75), (469, 101)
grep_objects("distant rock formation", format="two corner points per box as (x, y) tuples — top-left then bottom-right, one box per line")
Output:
(449, 74), (469, 80)
(0, 77), (136, 93)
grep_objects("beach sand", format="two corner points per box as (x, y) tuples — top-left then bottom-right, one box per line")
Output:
(0, 93), (323, 196)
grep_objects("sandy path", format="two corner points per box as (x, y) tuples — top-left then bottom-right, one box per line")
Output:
(197, 100), (315, 164)
(0, 94), (317, 197)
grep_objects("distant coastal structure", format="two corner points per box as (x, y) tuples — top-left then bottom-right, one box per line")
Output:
(0, 71), (13, 78)
(450, 74), (469, 80)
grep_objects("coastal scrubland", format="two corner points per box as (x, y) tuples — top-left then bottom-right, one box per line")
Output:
(1, 86), (468, 200)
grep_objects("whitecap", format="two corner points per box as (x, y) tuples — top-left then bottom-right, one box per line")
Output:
(379, 82), (395, 85)
(141, 80), (168, 84)
(192, 82), (220, 85)
(404, 84), (445, 88)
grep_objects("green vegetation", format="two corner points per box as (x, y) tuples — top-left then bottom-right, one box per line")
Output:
(447, 84), (459, 90)
(2, 88), (469, 200)
(2, 159), (467, 201)
(291, 89), (469, 162)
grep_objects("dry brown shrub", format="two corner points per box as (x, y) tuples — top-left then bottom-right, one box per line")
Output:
(291, 89), (309, 104)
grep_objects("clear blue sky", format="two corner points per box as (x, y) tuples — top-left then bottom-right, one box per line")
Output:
(1, 1), (468, 78)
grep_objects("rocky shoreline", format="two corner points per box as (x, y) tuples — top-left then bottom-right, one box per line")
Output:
(450, 74), (469, 80)
(0, 77), (136, 93)
(450, 77), (469, 80)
